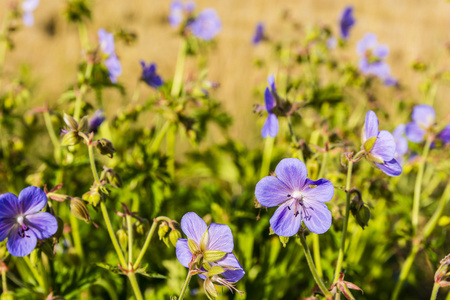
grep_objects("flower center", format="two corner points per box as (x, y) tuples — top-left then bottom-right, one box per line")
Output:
(286, 192), (314, 220)
(16, 215), (30, 238)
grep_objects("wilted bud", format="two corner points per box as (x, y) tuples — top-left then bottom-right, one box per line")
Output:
(158, 222), (170, 239)
(117, 229), (128, 250)
(70, 198), (91, 223)
(61, 131), (81, 146)
(279, 236), (289, 248)
(101, 168), (122, 188)
(134, 218), (149, 236)
(96, 138), (116, 158)
(0, 291), (16, 300)
(77, 116), (88, 132)
(169, 230), (182, 247)
(63, 113), (78, 130)
(350, 193), (371, 230)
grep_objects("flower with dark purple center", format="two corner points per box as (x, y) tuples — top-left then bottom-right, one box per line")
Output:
(261, 75), (279, 138)
(189, 8), (221, 41)
(339, 6), (355, 40)
(362, 111), (402, 176)
(356, 33), (397, 86)
(255, 158), (334, 236)
(88, 109), (105, 133)
(176, 212), (245, 286)
(0, 186), (58, 257)
(22, 0), (40, 27)
(392, 124), (408, 165)
(252, 22), (265, 45)
(405, 104), (436, 143)
(140, 61), (164, 89)
(169, 1), (196, 28)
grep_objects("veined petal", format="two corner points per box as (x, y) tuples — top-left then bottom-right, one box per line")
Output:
(411, 104), (435, 128)
(363, 111), (379, 142)
(26, 212), (58, 240)
(0, 193), (19, 218)
(7, 225), (37, 257)
(375, 159), (402, 177)
(302, 201), (332, 234)
(261, 113), (279, 138)
(176, 239), (193, 268)
(302, 179), (334, 203)
(255, 176), (291, 207)
(206, 223), (233, 253)
(371, 130), (396, 162)
(270, 200), (303, 237)
(18, 186), (47, 215)
(406, 121), (426, 143)
(275, 158), (308, 192)
(181, 212), (207, 245)
(217, 253), (245, 283)
(0, 218), (15, 241)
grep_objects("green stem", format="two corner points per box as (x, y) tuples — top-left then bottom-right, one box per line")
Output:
(0, 11), (12, 92)
(391, 243), (420, 300)
(2, 267), (7, 292)
(38, 254), (49, 295)
(178, 271), (193, 300)
(430, 282), (440, 300)
(171, 39), (187, 98)
(127, 273), (144, 300)
(412, 138), (432, 236)
(131, 81), (141, 103)
(23, 256), (45, 293)
(77, 22), (89, 51)
(43, 111), (61, 164)
(298, 233), (332, 298)
(127, 214), (134, 264)
(149, 121), (171, 152)
(74, 62), (93, 122)
(69, 213), (85, 258)
(167, 124), (176, 178)
(88, 145), (100, 184)
(260, 137), (274, 178)
(100, 202), (127, 268)
(287, 116), (304, 162)
(333, 159), (353, 283)
(422, 181), (450, 239)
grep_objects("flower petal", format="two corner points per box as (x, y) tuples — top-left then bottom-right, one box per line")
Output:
(275, 158), (308, 192)
(0, 193), (19, 218)
(302, 179), (334, 203)
(373, 44), (389, 59)
(18, 186), (47, 215)
(406, 121), (426, 143)
(269, 200), (303, 237)
(363, 111), (379, 142)
(261, 113), (279, 138)
(356, 33), (377, 56)
(302, 200), (332, 234)
(217, 253), (245, 283)
(0, 218), (15, 242)
(7, 225), (37, 257)
(26, 212), (58, 240)
(176, 239), (193, 268)
(267, 75), (276, 92)
(438, 124), (450, 143)
(264, 87), (275, 111)
(411, 104), (435, 128)
(375, 159), (402, 177)
(371, 130), (396, 162)
(255, 176), (291, 207)
(206, 223), (233, 253)
(181, 212), (207, 245)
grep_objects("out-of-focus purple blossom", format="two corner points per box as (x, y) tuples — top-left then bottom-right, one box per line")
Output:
(0, 186), (58, 257)
(255, 158), (334, 236)
(261, 75), (279, 138)
(356, 33), (397, 86)
(438, 124), (450, 144)
(89, 109), (105, 133)
(104, 55), (122, 83)
(190, 8), (221, 41)
(252, 22), (265, 45)
(22, 0), (40, 27)
(327, 36), (338, 50)
(140, 61), (164, 89)
(168, 1), (195, 28)
(98, 29), (115, 56)
(392, 124), (408, 164)
(339, 6), (355, 40)
(362, 111), (402, 176)
(405, 104), (435, 143)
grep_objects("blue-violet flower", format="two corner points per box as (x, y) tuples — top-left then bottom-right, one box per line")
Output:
(405, 104), (435, 143)
(140, 61), (164, 89)
(88, 109), (105, 133)
(392, 124), (408, 165)
(252, 22), (265, 45)
(22, 0), (39, 27)
(261, 75), (279, 138)
(169, 0), (196, 28)
(190, 8), (221, 41)
(339, 6), (355, 40)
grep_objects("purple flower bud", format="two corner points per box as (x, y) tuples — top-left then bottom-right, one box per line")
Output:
(252, 22), (265, 45)
(88, 109), (105, 133)
(438, 124), (450, 144)
(189, 8), (221, 41)
(140, 61), (164, 89)
(339, 6), (355, 40)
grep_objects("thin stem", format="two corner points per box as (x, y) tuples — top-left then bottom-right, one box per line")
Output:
(127, 214), (134, 264)
(260, 137), (274, 178)
(69, 213), (85, 258)
(178, 271), (193, 300)
(0, 11), (12, 92)
(287, 116), (304, 162)
(391, 243), (420, 300)
(422, 180), (450, 239)
(131, 81), (141, 103)
(23, 256), (45, 293)
(38, 254), (49, 295)
(43, 111), (61, 164)
(333, 159), (354, 283)
(88, 145), (101, 184)
(2, 267), (7, 292)
(167, 124), (176, 178)
(100, 202), (127, 268)
(298, 233), (332, 298)
(412, 138), (432, 236)
(127, 273), (144, 300)
(430, 282), (440, 300)
(77, 22), (89, 51)
(171, 39), (187, 98)
(149, 121), (171, 153)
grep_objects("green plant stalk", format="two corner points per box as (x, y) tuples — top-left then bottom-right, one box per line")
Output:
(127, 272), (144, 300)
(74, 62), (93, 121)
(287, 116), (304, 162)
(430, 282), (440, 300)
(298, 233), (332, 298)
(23, 256), (45, 293)
(77, 22), (89, 51)
(171, 38), (187, 98)
(38, 254), (49, 295)
(260, 137), (274, 178)
(43, 111), (62, 164)
(127, 214), (134, 264)
(178, 271), (193, 300)
(391, 243), (420, 300)
(69, 213), (85, 258)
(167, 124), (176, 178)
(333, 159), (353, 283)
(149, 121), (171, 153)
(2, 266), (7, 292)
(134, 216), (172, 267)
(131, 81), (141, 103)
(412, 138), (432, 236)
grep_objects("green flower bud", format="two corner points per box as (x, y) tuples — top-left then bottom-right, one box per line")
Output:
(134, 218), (149, 236)
(169, 230), (182, 247)
(70, 198), (91, 223)
(103, 169), (122, 188)
(82, 189), (102, 208)
(158, 222), (170, 239)
(279, 236), (289, 248)
(63, 113), (78, 130)
(78, 116), (88, 132)
(96, 138), (116, 158)
(117, 229), (128, 250)
(62, 130), (81, 146)
(1, 291), (16, 300)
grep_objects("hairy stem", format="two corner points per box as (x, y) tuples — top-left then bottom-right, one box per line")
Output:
(127, 272), (144, 300)
(178, 271), (193, 300)
(127, 214), (134, 264)
(430, 282), (440, 300)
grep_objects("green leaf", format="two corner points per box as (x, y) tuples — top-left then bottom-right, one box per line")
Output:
(203, 250), (227, 262)
(207, 266), (225, 277)
(188, 239), (199, 253)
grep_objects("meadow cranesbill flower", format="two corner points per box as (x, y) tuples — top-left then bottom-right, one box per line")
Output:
(190, 8), (222, 41)
(22, 0), (40, 27)
(405, 104), (435, 143)
(0, 186), (58, 257)
(362, 111), (402, 176)
(392, 124), (408, 164)
(88, 109), (105, 133)
(176, 212), (245, 289)
(98, 29), (122, 83)
(437, 124), (450, 144)
(104, 55), (122, 83)
(140, 61), (164, 89)
(255, 158), (334, 236)
(339, 6), (355, 40)
(261, 75), (279, 138)
(356, 33), (397, 86)
(169, 1), (196, 28)
(252, 22), (265, 45)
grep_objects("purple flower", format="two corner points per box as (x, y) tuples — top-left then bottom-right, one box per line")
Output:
(169, 1), (196, 28)
(189, 8), (221, 41)
(438, 124), (450, 144)
(392, 124), (408, 164)
(356, 33), (397, 86)
(252, 22), (265, 45)
(255, 158), (334, 236)
(176, 212), (245, 284)
(104, 55), (122, 83)
(362, 111), (402, 176)
(261, 75), (279, 138)
(327, 36), (338, 50)
(98, 28), (115, 56)
(89, 109), (105, 133)
(22, 0), (39, 27)
(339, 6), (355, 40)
(405, 104), (435, 143)
(140, 61), (164, 89)
(0, 186), (58, 257)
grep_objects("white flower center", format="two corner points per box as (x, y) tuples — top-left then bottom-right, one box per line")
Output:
(17, 215), (24, 226)
(292, 191), (303, 200)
